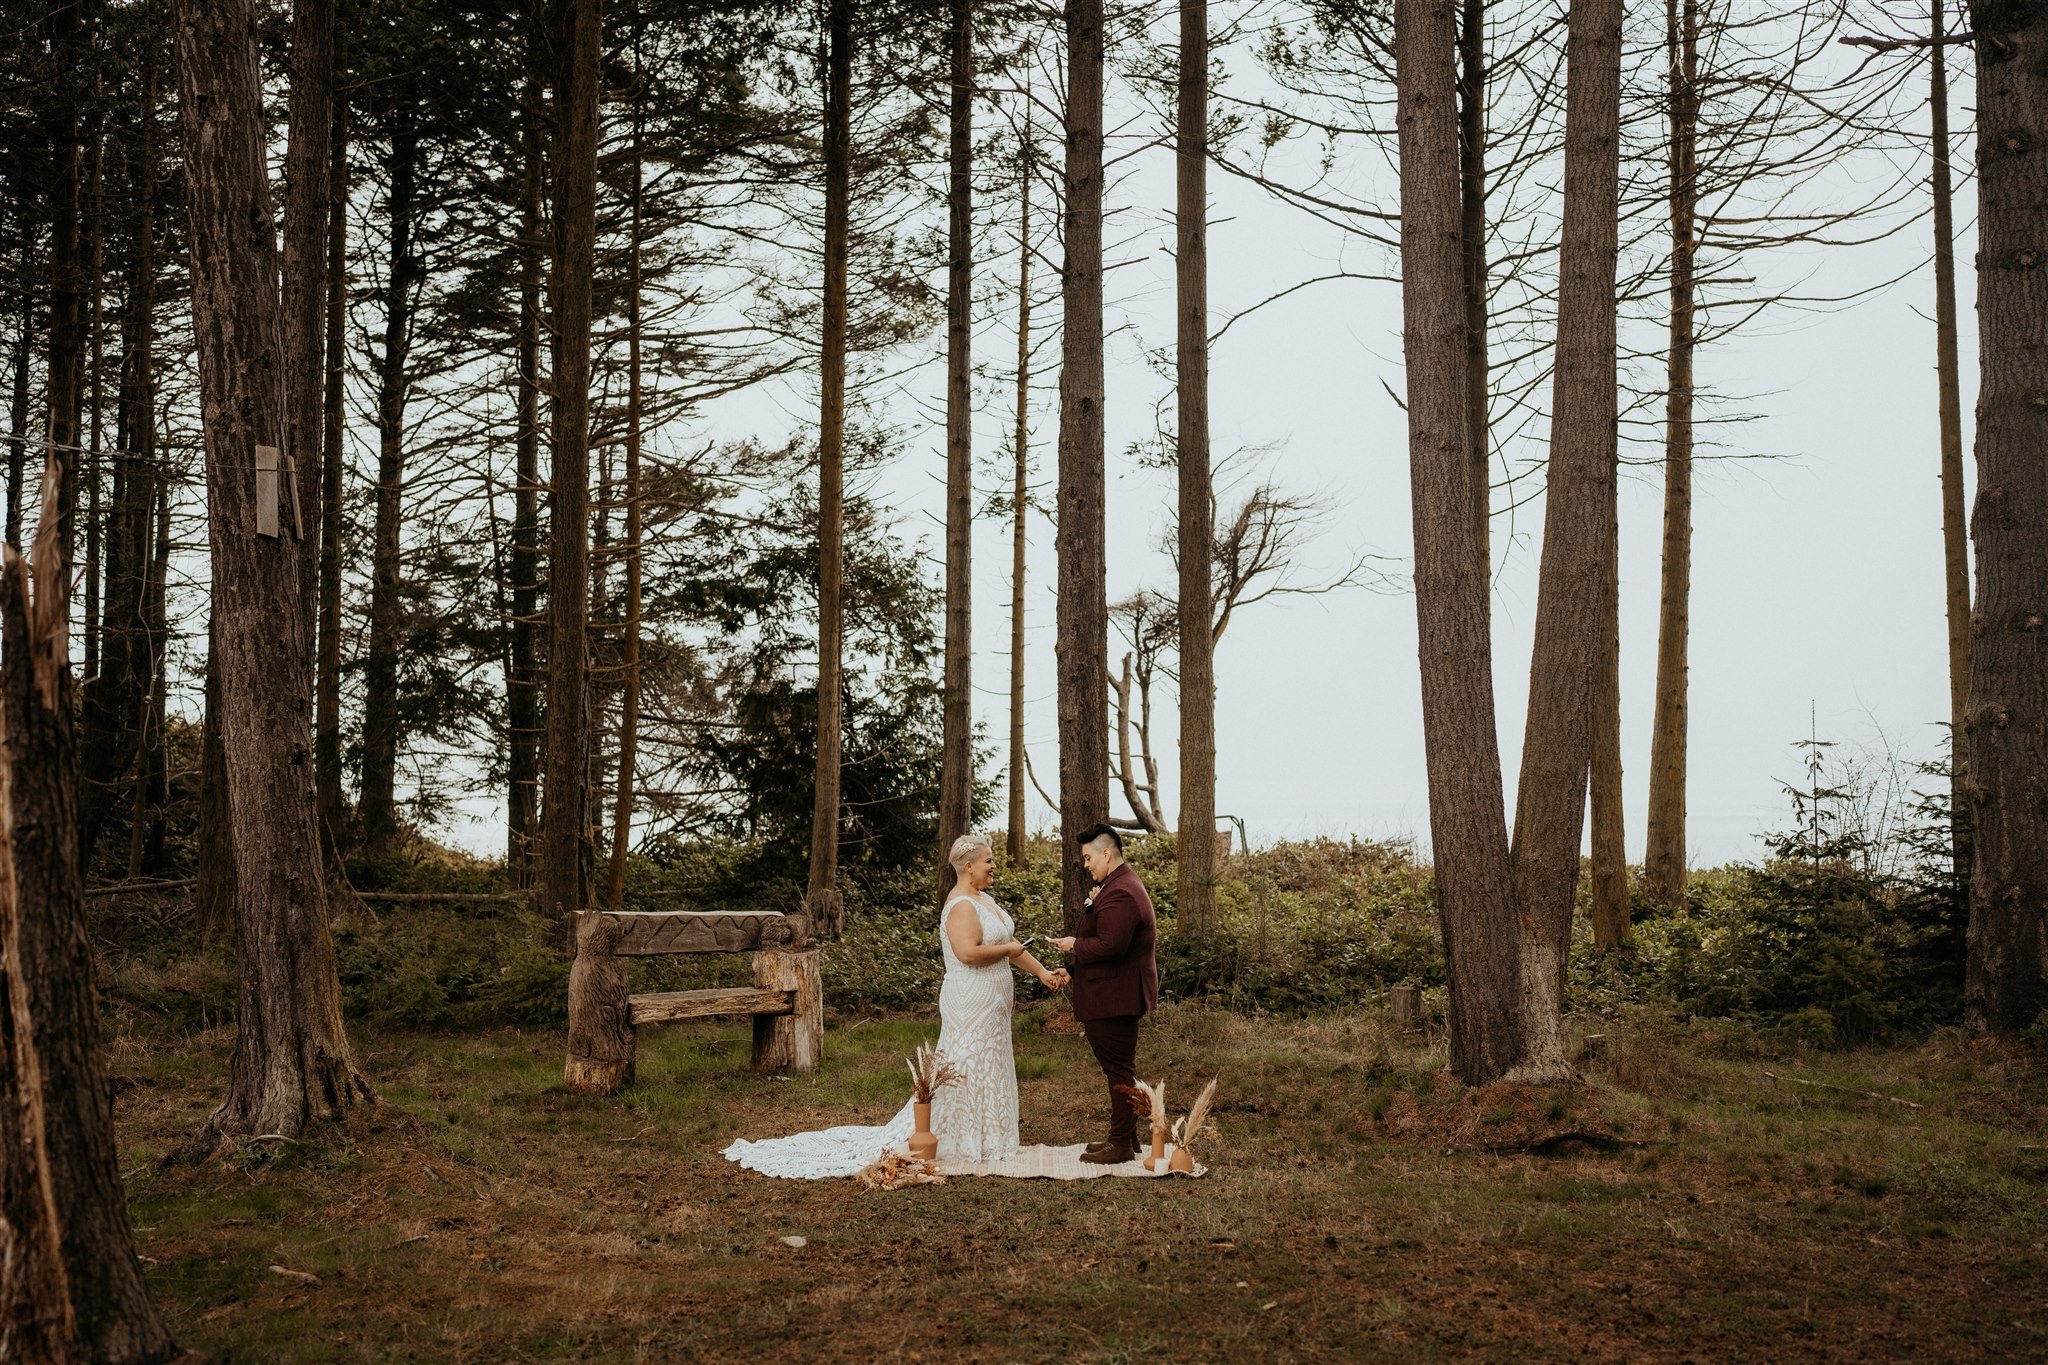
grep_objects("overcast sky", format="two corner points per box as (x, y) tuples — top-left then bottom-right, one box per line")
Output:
(438, 22), (1977, 874)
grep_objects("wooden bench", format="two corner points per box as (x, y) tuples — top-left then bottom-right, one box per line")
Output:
(563, 909), (822, 1096)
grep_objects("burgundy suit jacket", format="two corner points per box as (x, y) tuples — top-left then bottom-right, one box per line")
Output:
(1067, 862), (1159, 1023)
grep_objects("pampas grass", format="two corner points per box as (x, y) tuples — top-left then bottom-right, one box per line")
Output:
(1115, 1080), (1169, 1140)
(906, 1042), (964, 1103)
(1171, 1076), (1220, 1155)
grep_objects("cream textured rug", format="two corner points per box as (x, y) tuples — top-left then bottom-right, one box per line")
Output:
(933, 1143), (1205, 1180)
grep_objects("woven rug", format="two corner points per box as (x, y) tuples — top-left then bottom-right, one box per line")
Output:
(932, 1142), (1205, 1180)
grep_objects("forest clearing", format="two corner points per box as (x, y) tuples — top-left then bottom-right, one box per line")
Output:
(2, 0), (2043, 1358)
(113, 1007), (2048, 1360)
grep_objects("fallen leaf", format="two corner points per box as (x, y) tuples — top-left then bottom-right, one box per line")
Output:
(781, 1236), (807, 1249)
(268, 1265), (319, 1287)
(1261, 1301), (1278, 1312)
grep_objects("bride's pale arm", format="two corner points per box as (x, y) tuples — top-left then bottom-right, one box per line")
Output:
(946, 902), (1025, 967)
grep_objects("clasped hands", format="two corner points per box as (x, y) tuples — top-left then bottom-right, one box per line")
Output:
(1007, 939), (1070, 991)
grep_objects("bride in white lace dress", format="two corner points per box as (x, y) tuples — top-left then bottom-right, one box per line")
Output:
(723, 833), (1067, 1178)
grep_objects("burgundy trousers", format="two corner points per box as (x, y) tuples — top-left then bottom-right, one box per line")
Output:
(1081, 1014), (1143, 1145)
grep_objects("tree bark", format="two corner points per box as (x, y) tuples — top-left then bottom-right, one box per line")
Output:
(194, 624), (232, 945)
(1642, 0), (1698, 911)
(1057, 0), (1110, 927)
(1177, 0), (1218, 937)
(805, 0), (852, 938)
(508, 3), (544, 885)
(542, 0), (600, 937)
(1457, 0), (1491, 570)
(316, 80), (349, 862)
(938, 0), (976, 893)
(283, 0), (334, 654)
(358, 129), (418, 864)
(172, 0), (374, 1154)
(606, 31), (644, 912)
(1007, 116), (1031, 866)
(1961, 0), (2047, 1034)
(0, 739), (77, 1359)
(1590, 527), (1629, 951)
(1396, 0), (1519, 1085)
(1504, 0), (1622, 1082)
(4, 490), (176, 1360)
(1930, 0), (1971, 880)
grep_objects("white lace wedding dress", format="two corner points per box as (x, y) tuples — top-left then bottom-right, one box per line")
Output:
(722, 891), (1022, 1178)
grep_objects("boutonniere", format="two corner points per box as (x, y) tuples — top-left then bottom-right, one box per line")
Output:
(1084, 885), (1100, 908)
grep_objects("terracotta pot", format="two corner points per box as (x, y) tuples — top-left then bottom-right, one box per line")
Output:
(1168, 1145), (1195, 1174)
(908, 1101), (938, 1161)
(1142, 1128), (1167, 1172)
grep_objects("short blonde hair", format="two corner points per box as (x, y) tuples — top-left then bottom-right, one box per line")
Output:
(947, 832), (994, 873)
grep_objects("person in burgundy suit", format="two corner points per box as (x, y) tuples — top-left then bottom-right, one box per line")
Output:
(1052, 824), (1159, 1165)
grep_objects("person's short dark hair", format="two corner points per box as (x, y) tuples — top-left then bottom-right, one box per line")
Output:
(1074, 823), (1123, 854)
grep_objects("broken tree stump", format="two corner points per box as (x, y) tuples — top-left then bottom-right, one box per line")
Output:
(1390, 985), (1423, 1033)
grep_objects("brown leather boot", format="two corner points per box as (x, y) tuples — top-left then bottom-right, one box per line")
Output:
(1080, 1141), (1134, 1165)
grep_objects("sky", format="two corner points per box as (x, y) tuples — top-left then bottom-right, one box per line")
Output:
(432, 16), (1976, 875)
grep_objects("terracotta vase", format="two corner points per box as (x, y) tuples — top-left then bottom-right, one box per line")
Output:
(908, 1101), (938, 1161)
(1142, 1128), (1167, 1172)
(1168, 1145), (1195, 1174)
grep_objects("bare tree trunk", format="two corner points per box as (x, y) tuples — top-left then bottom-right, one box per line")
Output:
(358, 130), (417, 864)
(172, 0), (374, 1154)
(1642, 0), (1697, 911)
(42, 0), (88, 572)
(283, 0), (334, 652)
(80, 63), (160, 863)
(3, 214), (30, 546)
(508, 4), (543, 886)
(126, 485), (172, 879)
(606, 32), (645, 912)
(82, 118), (105, 697)
(1590, 532), (1628, 951)
(1930, 0), (1970, 879)
(1057, 0), (1110, 927)
(1176, 0), (1218, 936)
(1113, 654), (1164, 831)
(1007, 118), (1031, 866)
(1961, 0), (2047, 1034)
(4, 480), (177, 1360)
(1457, 0), (1490, 568)
(542, 0), (599, 937)
(1396, 0), (1519, 1085)
(316, 81), (348, 862)
(938, 0), (975, 891)
(1503, 0), (1622, 1082)
(805, 0), (852, 939)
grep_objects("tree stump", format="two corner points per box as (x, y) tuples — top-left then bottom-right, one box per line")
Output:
(564, 912), (633, 1095)
(1389, 985), (1423, 1033)
(752, 947), (822, 1074)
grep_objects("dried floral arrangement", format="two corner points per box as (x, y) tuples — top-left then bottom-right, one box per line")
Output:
(1171, 1077), (1220, 1158)
(855, 1153), (946, 1191)
(1115, 1079), (1169, 1142)
(906, 1043), (964, 1103)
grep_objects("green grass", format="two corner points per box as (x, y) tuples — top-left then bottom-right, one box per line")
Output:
(109, 1005), (2048, 1361)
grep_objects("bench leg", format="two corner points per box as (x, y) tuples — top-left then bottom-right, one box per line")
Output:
(565, 912), (634, 1095)
(752, 947), (821, 1074)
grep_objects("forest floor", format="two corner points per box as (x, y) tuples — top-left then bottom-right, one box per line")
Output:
(112, 1000), (2048, 1362)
